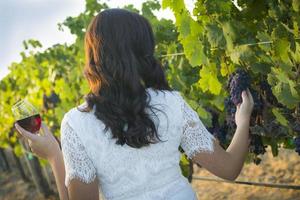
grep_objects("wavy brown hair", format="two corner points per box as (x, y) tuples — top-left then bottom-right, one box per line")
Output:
(80, 8), (173, 148)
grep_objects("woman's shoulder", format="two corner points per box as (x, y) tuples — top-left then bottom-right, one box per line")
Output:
(61, 102), (94, 127)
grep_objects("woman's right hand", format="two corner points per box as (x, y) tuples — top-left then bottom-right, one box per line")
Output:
(235, 88), (254, 128)
(15, 122), (61, 163)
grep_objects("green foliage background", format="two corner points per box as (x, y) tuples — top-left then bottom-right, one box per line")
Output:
(162, 0), (300, 159)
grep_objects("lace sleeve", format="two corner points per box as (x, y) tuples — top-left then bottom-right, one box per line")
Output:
(61, 119), (97, 187)
(179, 97), (216, 159)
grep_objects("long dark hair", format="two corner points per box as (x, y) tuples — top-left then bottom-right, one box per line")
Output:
(81, 8), (173, 148)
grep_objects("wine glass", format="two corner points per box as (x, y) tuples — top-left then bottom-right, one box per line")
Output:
(12, 99), (42, 134)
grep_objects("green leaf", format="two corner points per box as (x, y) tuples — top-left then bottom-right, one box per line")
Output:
(208, 75), (222, 95)
(14, 145), (23, 157)
(181, 35), (208, 67)
(196, 104), (210, 120)
(269, 68), (300, 108)
(179, 153), (190, 178)
(186, 99), (199, 110)
(180, 153), (189, 165)
(290, 42), (300, 63)
(198, 64), (222, 95)
(162, 0), (185, 13)
(282, 138), (295, 149)
(206, 24), (224, 48)
(176, 14), (191, 38)
(251, 63), (271, 74)
(272, 108), (289, 127)
(222, 21), (236, 51)
(272, 67), (289, 84)
(210, 94), (226, 111)
(274, 39), (290, 63)
(161, 0), (171, 9)
(220, 63), (235, 77)
(256, 32), (272, 51)
(186, 99), (212, 127)
(270, 139), (279, 157)
(273, 82), (299, 109)
(292, 0), (300, 12)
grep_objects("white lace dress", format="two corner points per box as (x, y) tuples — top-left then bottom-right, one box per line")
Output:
(60, 88), (216, 200)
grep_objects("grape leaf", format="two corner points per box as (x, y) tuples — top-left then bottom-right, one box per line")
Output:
(222, 21), (236, 52)
(181, 35), (208, 67)
(270, 139), (279, 157)
(206, 24), (225, 48)
(198, 64), (222, 95)
(274, 39), (290, 63)
(272, 108), (289, 127)
(292, 0), (300, 12)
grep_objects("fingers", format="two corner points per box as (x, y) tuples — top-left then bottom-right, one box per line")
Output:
(27, 139), (37, 153)
(41, 122), (51, 136)
(28, 139), (33, 149)
(241, 88), (254, 105)
(241, 90), (248, 103)
(15, 123), (39, 141)
(246, 88), (254, 105)
(236, 103), (241, 110)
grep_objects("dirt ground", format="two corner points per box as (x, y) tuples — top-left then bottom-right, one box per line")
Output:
(0, 148), (299, 200)
(192, 148), (300, 200)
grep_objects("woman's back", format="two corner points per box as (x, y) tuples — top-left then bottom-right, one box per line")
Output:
(60, 88), (215, 200)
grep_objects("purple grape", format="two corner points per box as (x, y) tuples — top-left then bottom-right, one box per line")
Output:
(224, 97), (236, 114)
(228, 69), (251, 106)
(294, 136), (300, 156)
(293, 122), (300, 133)
(249, 134), (266, 155)
(253, 157), (262, 165)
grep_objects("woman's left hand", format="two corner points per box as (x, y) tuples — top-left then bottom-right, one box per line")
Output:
(15, 122), (61, 162)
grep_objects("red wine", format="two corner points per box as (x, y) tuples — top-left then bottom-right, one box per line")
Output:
(16, 114), (42, 133)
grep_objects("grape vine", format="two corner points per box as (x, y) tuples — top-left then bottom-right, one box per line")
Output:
(162, 0), (300, 163)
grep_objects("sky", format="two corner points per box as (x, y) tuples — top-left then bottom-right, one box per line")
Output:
(0, 0), (195, 80)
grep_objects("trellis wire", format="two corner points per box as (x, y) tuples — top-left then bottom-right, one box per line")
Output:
(192, 176), (300, 190)
(159, 38), (300, 58)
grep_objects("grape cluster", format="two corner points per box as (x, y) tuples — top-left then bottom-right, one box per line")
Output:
(224, 97), (237, 130)
(293, 122), (300, 133)
(224, 69), (271, 164)
(213, 125), (228, 145)
(222, 68), (299, 163)
(226, 68), (264, 125)
(249, 134), (266, 155)
(253, 157), (262, 165)
(43, 90), (60, 110)
(294, 136), (300, 156)
(225, 69), (252, 129)
(224, 97), (236, 114)
(227, 68), (251, 106)
(206, 107), (228, 145)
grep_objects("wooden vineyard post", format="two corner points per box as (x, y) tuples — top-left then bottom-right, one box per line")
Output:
(0, 148), (11, 172)
(11, 150), (30, 182)
(42, 164), (55, 191)
(20, 140), (54, 197)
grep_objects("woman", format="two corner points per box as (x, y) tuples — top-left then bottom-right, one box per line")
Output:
(15, 8), (254, 200)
